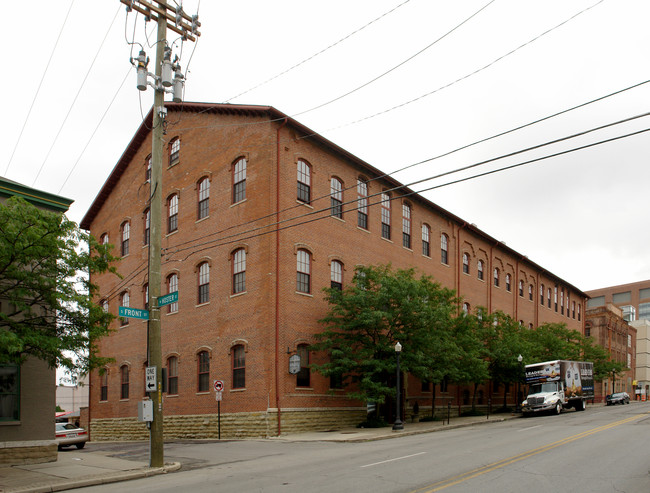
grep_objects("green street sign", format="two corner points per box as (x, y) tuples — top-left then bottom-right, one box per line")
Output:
(158, 291), (178, 307)
(119, 306), (149, 320)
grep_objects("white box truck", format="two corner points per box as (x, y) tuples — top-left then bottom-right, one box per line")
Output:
(521, 360), (594, 416)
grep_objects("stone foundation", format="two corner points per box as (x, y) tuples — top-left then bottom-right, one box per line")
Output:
(90, 408), (367, 441)
(0, 441), (58, 465)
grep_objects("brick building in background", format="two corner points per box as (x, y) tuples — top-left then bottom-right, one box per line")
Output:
(81, 103), (588, 439)
(586, 280), (650, 400)
(584, 304), (636, 401)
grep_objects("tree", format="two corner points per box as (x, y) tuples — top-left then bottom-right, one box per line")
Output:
(311, 265), (459, 407)
(0, 197), (116, 379)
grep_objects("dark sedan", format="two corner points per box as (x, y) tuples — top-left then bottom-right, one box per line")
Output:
(606, 392), (630, 405)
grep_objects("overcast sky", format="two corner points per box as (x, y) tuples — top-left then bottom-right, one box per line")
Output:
(2, 0), (649, 292)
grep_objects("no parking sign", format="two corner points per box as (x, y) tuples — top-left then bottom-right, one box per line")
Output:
(214, 379), (224, 392)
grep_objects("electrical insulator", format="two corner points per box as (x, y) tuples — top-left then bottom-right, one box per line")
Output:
(192, 15), (199, 34)
(136, 50), (148, 91)
(175, 5), (183, 25)
(162, 46), (173, 87)
(172, 66), (184, 103)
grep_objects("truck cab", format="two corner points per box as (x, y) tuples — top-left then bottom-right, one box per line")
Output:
(522, 381), (565, 415)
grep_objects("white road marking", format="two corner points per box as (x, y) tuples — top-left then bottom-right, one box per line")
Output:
(517, 425), (543, 432)
(361, 452), (427, 468)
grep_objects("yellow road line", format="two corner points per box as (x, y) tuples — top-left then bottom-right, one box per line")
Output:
(410, 411), (648, 493)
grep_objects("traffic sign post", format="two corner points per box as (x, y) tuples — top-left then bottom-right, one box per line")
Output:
(146, 366), (157, 392)
(214, 380), (224, 439)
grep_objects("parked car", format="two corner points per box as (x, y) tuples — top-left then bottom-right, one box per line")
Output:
(606, 392), (630, 405)
(55, 422), (88, 450)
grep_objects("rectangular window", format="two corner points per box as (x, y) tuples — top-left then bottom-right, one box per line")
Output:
(612, 291), (631, 303)
(168, 357), (178, 395)
(198, 263), (209, 303)
(121, 223), (130, 256)
(168, 195), (178, 233)
(232, 346), (245, 389)
(100, 372), (108, 402)
(168, 275), (178, 313)
(331, 261), (343, 290)
(233, 158), (247, 203)
(169, 139), (180, 166)
(297, 160), (311, 204)
(381, 193), (391, 239)
(402, 203), (411, 249)
(233, 249), (246, 294)
(0, 365), (19, 421)
(331, 178), (343, 219)
(297, 250), (311, 294)
(198, 352), (210, 392)
(198, 179), (210, 219)
(297, 346), (310, 387)
(144, 209), (150, 246)
(639, 302), (650, 321)
(422, 225), (430, 257)
(357, 179), (368, 229)
(121, 367), (129, 400)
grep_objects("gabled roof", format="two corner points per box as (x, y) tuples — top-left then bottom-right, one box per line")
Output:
(80, 102), (587, 298)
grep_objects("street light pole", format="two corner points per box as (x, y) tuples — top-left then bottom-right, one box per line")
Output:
(516, 354), (523, 412)
(393, 342), (404, 431)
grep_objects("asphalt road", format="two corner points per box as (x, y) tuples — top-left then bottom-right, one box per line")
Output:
(74, 403), (650, 493)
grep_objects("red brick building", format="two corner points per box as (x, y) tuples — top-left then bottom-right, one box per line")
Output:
(81, 103), (587, 438)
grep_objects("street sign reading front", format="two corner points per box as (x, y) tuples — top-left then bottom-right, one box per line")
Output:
(119, 306), (149, 320)
(158, 291), (178, 307)
(146, 366), (157, 392)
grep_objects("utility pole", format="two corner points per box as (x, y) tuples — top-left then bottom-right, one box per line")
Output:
(122, 0), (200, 468)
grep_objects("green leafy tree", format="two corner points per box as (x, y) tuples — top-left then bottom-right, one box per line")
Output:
(0, 197), (117, 379)
(451, 311), (489, 411)
(311, 265), (459, 406)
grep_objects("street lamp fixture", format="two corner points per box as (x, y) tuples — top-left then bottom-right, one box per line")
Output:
(393, 342), (404, 431)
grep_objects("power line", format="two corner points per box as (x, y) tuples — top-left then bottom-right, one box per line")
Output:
(292, 0), (497, 118)
(158, 81), (650, 254)
(224, 0), (412, 103)
(32, 5), (122, 187)
(164, 113), (650, 260)
(4, 0), (76, 177)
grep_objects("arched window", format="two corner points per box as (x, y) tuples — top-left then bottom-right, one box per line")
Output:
(121, 221), (130, 256)
(197, 351), (210, 392)
(169, 137), (180, 166)
(198, 177), (210, 219)
(232, 249), (246, 294)
(297, 159), (311, 204)
(120, 292), (129, 326)
(402, 203), (411, 249)
(331, 178), (343, 219)
(357, 178), (368, 229)
(560, 290), (564, 315)
(331, 260), (343, 290)
(167, 356), (178, 395)
(167, 274), (178, 313)
(547, 288), (551, 308)
(494, 268), (500, 287)
(462, 253), (470, 274)
(381, 192), (391, 239)
(233, 157), (247, 203)
(554, 286), (558, 311)
(441, 234), (449, 264)
(232, 345), (245, 389)
(529, 284), (533, 301)
(422, 224), (430, 257)
(477, 260), (484, 280)
(462, 302), (470, 315)
(120, 365), (129, 400)
(297, 344), (310, 387)
(505, 274), (511, 292)
(519, 280), (524, 297)
(540, 284), (545, 305)
(168, 194), (178, 233)
(143, 208), (150, 246)
(296, 249), (311, 294)
(572, 301), (576, 319)
(198, 262), (209, 303)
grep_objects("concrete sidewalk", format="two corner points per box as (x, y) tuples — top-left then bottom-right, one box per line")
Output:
(0, 413), (516, 493)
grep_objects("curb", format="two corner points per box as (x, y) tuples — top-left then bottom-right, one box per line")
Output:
(3, 462), (181, 493)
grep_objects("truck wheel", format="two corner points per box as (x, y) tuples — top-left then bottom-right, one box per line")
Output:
(576, 399), (585, 411)
(554, 402), (561, 415)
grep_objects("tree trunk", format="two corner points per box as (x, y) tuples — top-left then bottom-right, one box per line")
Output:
(431, 384), (437, 418)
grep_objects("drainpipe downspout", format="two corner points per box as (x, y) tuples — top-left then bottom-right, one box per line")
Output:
(275, 117), (288, 436)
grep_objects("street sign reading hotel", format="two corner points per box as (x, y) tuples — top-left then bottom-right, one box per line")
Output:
(119, 306), (149, 320)
(158, 291), (178, 307)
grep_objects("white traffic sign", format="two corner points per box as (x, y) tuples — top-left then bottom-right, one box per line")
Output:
(215, 391), (223, 401)
(214, 380), (224, 392)
(146, 366), (157, 392)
